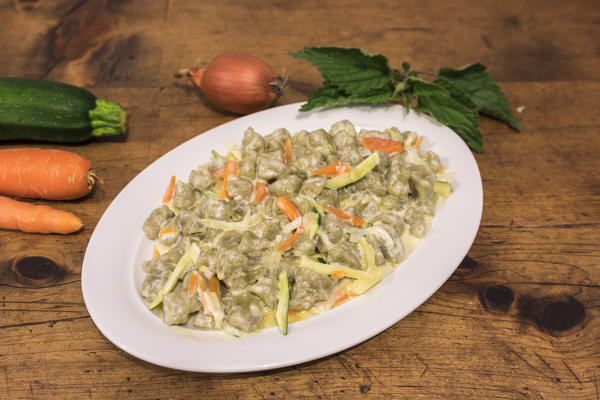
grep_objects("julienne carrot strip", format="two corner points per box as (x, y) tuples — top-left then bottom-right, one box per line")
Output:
(275, 196), (304, 251)
(320, 205), (365, 227)
(188, 272), (221, 298)
(276, 228), (304, 252)
(254, 180), (268, 204)
(197, 274), (208, 291)
(331, 270), (347, 279)
(320, 283), (356, 310)
(284, 138), (292, 164)
(152, 246), (161, 259)
(194, 274), (223, 326)
(158, 224), (178, 241)
(188, 271), (200, 296)
(188, 271), (212, 315)
(163, 175), (176, 203)
(330, 290), (355, 308)
(208, 275), (221, 297)
(218, 161), (238, 199)
(313, 161), (339, 176)
(312, 161), (351, 177)
(415, 136), (424, 149)
(210, 167), (226, 178)
(360, 136), (404, 154)
(188, 271), (222, 319)
(275, 196), (301, 221)
(337, 164), (351, 175)
(0, 195), (83, 234)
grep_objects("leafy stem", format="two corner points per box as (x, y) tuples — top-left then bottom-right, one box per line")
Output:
(290, 47), (521, 152)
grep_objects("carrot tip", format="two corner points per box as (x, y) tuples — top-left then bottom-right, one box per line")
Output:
(163, 176), (176, 203)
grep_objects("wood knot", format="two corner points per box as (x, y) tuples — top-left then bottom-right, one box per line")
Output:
(518, 295), (586, 337)
(11, 256), (66, 286)
(537, 297), (585, 335)
(479, 284), (515, 312)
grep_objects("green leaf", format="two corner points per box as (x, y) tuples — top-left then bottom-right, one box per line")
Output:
(437, 63), (521, 130)
(300, 81), (395, 112)
(432, 77), (477, 109)
(290, 47), (393, 95)
(407, 77), (449, 97)
(417, 94), (483, 152)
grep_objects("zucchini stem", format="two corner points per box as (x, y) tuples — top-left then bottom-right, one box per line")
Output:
(88, 99), (129, 137)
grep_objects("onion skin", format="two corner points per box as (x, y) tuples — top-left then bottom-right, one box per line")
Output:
(188, 52), (285, 115)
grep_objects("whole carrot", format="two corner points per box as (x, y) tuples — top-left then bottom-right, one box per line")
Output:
(0, 195), (83, 234)
(0, 148), (97, 200)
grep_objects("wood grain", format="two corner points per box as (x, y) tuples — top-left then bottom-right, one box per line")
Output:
(1, 0), (599, 399)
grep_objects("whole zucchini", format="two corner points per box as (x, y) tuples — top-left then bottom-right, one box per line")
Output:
(0, 77), (129, 143)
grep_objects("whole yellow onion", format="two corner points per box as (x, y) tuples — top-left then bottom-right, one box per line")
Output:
(182, 52), (286, 115)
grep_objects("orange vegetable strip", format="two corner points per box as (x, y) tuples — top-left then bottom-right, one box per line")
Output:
(218, 161), (238, 199)
(415, 136), (424, 149)
(192, 273), (211, 311)
(208, 275), (221, 297)
(210, 167), (226, 178)
(158, 224), (178, 240)
(275, 196), (301, 221)
(188, 271), (200, 296)
(203, 292), (224, 323)
(312, 161), (352, 177)
(152, 246), (160, 259)
(331, 270), (347, 279)
(360, 137), (404, 154)
(163, 175), (176, 203)
(276, 228), (304, 252)
(194, 274), (223, 324)
(0, 195), (83, 234)
(254, 180), (268, 204)
(197, 274), (208, 291)
(0, 148), (96, 200)
(313, 161), (340, 177)
(321, 205), (365, 227)
(330, 289), (355, 308)
(284, 138), (292, 164)
(337, 164), (351, 175)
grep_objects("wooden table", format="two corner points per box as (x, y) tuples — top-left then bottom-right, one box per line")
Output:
(1, 0), (598, 398)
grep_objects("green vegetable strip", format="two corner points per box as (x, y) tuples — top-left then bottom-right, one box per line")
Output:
(326, 151), (380, 190)
(148, 244), (199, 309)
(198, 213), (262, 231)
(434, 181), (453, 198)
(357, 237), (376, 270)
(299, 256), (372, 280)
(276, 271), (289, 335)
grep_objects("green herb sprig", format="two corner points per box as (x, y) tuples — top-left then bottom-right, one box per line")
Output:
(290, 47), (521, 152)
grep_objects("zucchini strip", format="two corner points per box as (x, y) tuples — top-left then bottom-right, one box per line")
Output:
(299, 256), (372, 280)
(198, 213), (262, 231)
(148, 244), (200, 309)
(276, 271), (289, 335)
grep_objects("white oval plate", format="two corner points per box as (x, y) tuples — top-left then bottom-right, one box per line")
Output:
(82, 102), (482, 373)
